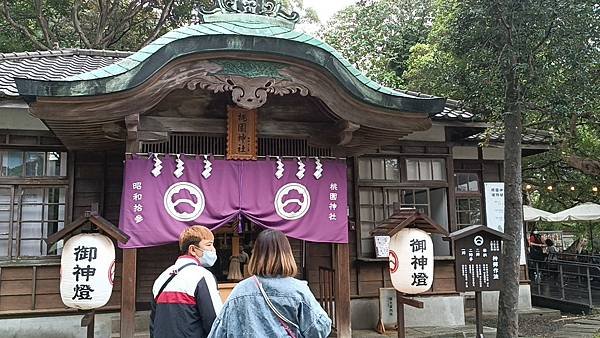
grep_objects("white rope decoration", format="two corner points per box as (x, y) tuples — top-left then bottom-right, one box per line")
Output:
(151, 153), (163, 177)
(296, 157), (305, 179)
(313, 157), (323, 180)
(202, 155), (213, 179)
(275, 157), (284, 179)
(174, 154), (185, 178)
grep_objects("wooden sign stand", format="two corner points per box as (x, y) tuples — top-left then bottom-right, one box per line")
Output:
(475, 291), (483, 338)
(396, 293), (424, 338)
(81, 311), (96, 338)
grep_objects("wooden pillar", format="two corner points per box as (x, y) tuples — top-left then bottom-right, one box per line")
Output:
(396, 291), (405, 338)
(334, 243), (351, 338)
(120, 249), (137, 338)
(475, 291), (483, 338)
(121, 114), (140, 338)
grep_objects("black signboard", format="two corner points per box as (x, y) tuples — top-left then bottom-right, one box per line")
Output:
(450, 225), (509, 292)
(455, 232), (502, 292)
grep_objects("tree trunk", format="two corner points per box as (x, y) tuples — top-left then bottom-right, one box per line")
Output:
(497, 62), (523, 338)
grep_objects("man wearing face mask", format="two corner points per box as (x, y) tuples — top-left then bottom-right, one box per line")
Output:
(150, 225), (223, 338)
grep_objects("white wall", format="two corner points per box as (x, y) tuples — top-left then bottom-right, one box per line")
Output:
(0, 106), (47, 130)
(401, 125), (445, 142)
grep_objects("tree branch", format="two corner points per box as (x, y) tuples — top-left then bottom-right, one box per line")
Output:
(142, 0), (176, 46)
(100, 0), (145, 47)
(566, 155), (600, 177)
(72, 0), (93, 48)
(95, 0), (109, 46)
(532, 16), (557, 54)
(0, 0), (50, 50)
(34, 0), (54, 47)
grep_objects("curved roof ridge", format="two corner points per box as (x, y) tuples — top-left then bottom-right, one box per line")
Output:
(56, 18), (419, 100)
(15, 15), (446, 115)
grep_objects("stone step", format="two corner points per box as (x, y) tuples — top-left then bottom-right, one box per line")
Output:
(111, 332), (149, 338)
(111, 311), (151, 334)
(574, 318), (600, 325)
(562, 323), (600, 330)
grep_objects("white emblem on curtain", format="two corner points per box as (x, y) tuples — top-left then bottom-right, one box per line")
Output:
(274, 183), (311, 220)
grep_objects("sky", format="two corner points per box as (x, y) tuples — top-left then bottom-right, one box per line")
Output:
(302, 0), (357, 23)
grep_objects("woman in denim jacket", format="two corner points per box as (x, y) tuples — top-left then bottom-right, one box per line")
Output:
(208, 229), (332, 338)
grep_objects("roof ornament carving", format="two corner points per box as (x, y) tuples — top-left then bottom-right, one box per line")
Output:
(199, 0), (300, 23)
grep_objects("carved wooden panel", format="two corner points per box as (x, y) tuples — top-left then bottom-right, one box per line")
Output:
(226, 106), (258, 160)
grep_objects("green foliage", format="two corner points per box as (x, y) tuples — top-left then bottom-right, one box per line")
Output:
(0, 0), (317, 52)
(0, 0), (202, 52)
(320, 0), (434, 88)
(406, 0), (600, 213)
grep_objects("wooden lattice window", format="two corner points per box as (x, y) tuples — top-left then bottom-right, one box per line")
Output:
(455, 173), (482, 229)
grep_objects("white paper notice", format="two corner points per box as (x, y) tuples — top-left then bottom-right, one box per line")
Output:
(484, 182), (526, 265)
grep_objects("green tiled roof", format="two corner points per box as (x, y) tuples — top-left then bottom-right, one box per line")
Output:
(15, 14), (445, 114)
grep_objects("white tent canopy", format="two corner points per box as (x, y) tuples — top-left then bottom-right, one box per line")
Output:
(523, 205), (553, 222)
(549, 202), (600, 222)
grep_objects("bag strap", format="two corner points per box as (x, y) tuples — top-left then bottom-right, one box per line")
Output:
(156, 262), (197, 299)
(253, 276), (299, 337)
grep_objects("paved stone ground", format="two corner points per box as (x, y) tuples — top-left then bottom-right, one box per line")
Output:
(550, 316), (600, 338)
(352, 325), (497, 337)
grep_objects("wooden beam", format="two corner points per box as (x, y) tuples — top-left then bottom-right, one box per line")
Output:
(334, 243), (351, 338)
(120, 249), (137, 338)
(397, 295), (424, 309)
(140, 116), (331, 138)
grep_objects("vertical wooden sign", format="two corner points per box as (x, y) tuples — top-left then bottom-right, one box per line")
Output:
(227, 106), (258, 160)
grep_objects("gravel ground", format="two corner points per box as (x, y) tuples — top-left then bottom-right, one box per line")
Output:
(467, 312), (592, 337)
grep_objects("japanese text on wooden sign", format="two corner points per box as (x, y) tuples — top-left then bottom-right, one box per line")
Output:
(227, 106), (257, 160)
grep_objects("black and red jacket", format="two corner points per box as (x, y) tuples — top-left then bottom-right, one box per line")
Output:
(150, 255), (223, 338)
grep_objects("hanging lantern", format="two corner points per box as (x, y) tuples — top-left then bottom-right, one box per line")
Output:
(388, 228), (434, 294)
(60, 233), (115, 310)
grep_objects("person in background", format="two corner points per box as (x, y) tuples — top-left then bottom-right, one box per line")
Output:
(545, 238), (559, 261)
(528, 229), (545, 261)
(208, 229), (331, 338)
(150, 225), (223, 338)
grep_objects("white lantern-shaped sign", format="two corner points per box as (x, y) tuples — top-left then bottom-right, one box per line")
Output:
(388, 228), (434, 294)
(60, 233), (115, 310)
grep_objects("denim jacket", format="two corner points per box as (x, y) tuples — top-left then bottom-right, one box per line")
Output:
(208, 276), (332, 338)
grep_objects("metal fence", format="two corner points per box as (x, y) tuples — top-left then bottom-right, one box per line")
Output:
(528, 257), (600, 308)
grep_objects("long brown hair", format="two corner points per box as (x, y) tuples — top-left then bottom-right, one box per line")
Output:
(248, 229), (298, 277)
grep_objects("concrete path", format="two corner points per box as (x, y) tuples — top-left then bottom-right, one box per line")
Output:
(551, 315), (600, 338)
(352, 325), (496, 337)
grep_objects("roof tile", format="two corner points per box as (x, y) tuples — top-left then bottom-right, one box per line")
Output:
(0, 49), (129, 96)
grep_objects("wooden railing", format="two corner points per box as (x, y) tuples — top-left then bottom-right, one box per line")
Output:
(318, 266), (336, 331)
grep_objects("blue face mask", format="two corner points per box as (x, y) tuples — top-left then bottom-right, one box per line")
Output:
(199, 249), (217, 267)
